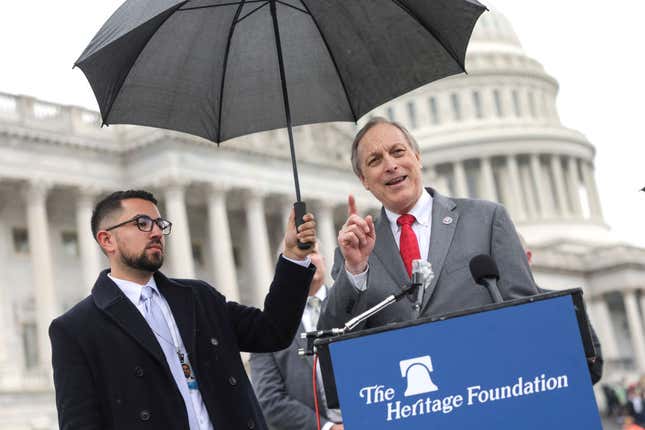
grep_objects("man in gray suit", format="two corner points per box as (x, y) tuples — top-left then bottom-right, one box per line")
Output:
(318, 117), (539, 331)
(250, 246), (343, 430)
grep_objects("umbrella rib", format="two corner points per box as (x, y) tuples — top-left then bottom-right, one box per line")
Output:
(217, 1), (246, 142)
(178, 0), (265, 12)
(236, 1), (269, 23)
(299, 0), (358, 123)
(276, 0), (307, 14)
(389, 0), (466, 72)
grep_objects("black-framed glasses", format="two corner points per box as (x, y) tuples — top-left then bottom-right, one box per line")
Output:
(105, 215), (172, 235)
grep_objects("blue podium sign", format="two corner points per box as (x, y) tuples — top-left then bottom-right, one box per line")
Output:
(328, 295), (601, 429)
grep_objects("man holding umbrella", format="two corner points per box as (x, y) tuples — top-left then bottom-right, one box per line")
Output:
(49, 189), (318, 430)
(318, 117), (539, 331)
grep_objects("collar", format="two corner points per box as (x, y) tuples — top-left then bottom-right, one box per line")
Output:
(108, 273), (159, 305)
(312, 284), (327, 301)
(384, 188), (433, 228)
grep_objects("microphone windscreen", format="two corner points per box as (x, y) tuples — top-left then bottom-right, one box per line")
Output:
(469, 254), (500, 283)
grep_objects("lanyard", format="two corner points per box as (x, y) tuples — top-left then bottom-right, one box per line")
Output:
(145, 289), (198, 389)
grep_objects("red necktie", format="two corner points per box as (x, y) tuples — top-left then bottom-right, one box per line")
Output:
(397, 214), (421, 278)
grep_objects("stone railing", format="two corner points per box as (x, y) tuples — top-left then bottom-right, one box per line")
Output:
(0, 91), (355, 167)
(0, 92), (118, 142)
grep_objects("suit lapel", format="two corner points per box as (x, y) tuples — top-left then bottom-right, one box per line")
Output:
(92, 270), (166, 365)
(421, 189), (459, 312)
(372, 208), (409, 291)
(156, 272), (196, 358)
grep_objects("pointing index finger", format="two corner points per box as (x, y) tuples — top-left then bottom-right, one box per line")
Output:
(348, 194), (358, 216)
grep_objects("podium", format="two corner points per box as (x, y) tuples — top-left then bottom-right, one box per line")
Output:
(315, 289), (602, 429)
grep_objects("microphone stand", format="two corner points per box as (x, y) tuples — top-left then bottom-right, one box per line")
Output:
(298, 280), (422, 357)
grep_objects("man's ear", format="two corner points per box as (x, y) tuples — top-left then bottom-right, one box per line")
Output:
(96, 231), (115, 255)
(415, 151), (422, 164)
(360, 174), (370, 191)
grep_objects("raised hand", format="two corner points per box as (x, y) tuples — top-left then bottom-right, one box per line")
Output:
(283, 209), (317, 260)
(337, 195), (375, 274)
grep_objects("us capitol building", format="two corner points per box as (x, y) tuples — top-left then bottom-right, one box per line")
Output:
(1, 7), (644, 429)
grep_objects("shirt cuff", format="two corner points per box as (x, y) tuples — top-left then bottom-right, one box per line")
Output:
(321, 421), (335, 430)
(346, 265), (368, 291)
(280, 254), (312, 268)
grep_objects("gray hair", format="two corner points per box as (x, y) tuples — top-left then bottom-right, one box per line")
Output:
(351, 116), (420, 177)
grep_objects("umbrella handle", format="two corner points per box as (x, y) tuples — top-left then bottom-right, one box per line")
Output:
(294, 201), (312, 250)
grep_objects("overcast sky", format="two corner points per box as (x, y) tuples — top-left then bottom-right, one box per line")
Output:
(1, 1), (643, 246)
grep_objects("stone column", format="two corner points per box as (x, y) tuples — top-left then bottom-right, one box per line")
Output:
(506, 155), (526, 222)
(23, 181), (57, 369)
(426, 165), (450, 196)
(588, 296), (619, 361)
(481, 86), (496, 119)
(453, 161), (469, 198)
(76, 188), (103, 290)
(549, 155), (570, 217)
(207, 184), (239, 302)
(520, 88), (533, 118)
(0, 279), (10, 372)
(480, 157), (497, 202)
(0, 208), (21, 386)
(164, 181), (195, 278)
(543, 90), (560, 123)
(519, 162), (538, 219)
(581, 161), (604, 221)
(565, 157), (584, 218)
(623, 290), (645, 373)
(0, 283), (21, 389)
(244, 190), (273, 307)
(315, 200), (337, 285)
(640, 290), (645, 334)
(529, 154), (553, 218)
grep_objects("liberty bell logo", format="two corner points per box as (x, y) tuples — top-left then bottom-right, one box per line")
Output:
(399, 355), (439, 397)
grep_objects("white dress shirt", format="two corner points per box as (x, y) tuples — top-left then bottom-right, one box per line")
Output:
(108, 274), (214, 430)
(347, 189), (433, 291)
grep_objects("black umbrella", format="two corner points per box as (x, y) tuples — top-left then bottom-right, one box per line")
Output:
(76, 0), (486, 236)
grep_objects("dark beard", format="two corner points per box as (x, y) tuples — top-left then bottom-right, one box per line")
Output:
(121, 248), (163, 272)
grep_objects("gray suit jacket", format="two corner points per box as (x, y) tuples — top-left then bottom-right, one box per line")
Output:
(318, 188), (538, 330)
(250, 319), (334, 430)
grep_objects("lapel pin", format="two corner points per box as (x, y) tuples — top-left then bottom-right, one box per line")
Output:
(442, 216), (453, 225)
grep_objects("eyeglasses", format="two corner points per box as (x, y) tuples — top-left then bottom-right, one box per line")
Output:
(105, 215), (172, 235)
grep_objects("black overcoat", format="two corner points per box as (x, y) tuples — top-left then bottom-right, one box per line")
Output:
(50, 258), (314, 430)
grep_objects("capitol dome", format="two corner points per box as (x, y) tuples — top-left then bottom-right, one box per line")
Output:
(468, 5), (523, 50)
(365, 7), (616, 247)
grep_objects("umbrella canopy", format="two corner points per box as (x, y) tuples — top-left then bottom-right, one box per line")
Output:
(77, 0), (485, 219)
(77, 0), (486, 143)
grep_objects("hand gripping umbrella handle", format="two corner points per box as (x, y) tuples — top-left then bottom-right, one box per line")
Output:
(294, 201), (312, 250)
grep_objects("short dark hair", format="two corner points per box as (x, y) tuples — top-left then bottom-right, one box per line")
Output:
(91, 190), (158, 242)
(351, 116), (420, 177)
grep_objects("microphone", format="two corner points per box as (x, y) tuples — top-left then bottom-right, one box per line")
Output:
(469, 254), (504, 304)
(348, 260), (434, 331)
(298, 261), (434, 355)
